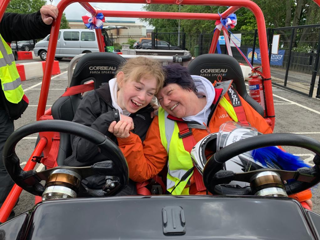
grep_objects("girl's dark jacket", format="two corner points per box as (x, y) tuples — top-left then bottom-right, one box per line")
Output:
(64, 82), (154, 166)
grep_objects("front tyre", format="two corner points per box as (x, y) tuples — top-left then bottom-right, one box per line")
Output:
(39, 50), (47, 61)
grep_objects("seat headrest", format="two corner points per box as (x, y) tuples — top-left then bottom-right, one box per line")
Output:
(188, 54), (247, 97)
(70, 52), (126, 88)
(188, 54), (264, 117)
(188, 54), (244, 82)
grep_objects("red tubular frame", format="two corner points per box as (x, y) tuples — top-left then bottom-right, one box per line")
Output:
(34, 0), (274, 127)
(0, 0), (281, 222)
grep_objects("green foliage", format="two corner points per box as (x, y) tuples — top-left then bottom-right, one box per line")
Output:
(125, 38), (137, 49)
(142, 1), (320, 33)
(6, 1), (70, 30)
(6, 0), (46, 14)
(60, 13), (70, 29)
(292, 45), (314, 53)
(141, 1), (320, 55)
(142, 4), (219, 34)
(113, 43), (122, 51)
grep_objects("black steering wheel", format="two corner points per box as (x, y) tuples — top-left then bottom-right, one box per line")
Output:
(2, 120), (129, 196)
(203, 133), (320, 195)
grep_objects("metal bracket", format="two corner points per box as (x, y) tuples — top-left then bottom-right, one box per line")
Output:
(31, 156), (43, 163)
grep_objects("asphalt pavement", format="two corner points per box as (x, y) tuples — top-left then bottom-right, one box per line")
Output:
(270, 66), (320, 98)
(5, 58), (320, 220)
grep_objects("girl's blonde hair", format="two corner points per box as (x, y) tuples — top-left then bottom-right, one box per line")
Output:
(117, 57), (165, 93)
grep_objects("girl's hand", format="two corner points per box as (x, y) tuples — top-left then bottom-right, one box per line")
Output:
(150, 97), (159, 118)
(108, 115), (134, 138)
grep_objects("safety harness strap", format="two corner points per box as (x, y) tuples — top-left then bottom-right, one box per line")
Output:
(227, 87), (249, 126)
(44, 132), (60, 168)
(62, 81), (95, 97)
(177, 121), (206, 192)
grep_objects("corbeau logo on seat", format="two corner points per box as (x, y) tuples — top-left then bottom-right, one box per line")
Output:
(199, 68), (228, 77)
(200, 68), (228, 73)
(89, 66), (117, 71)
(89, 66), (117, 74)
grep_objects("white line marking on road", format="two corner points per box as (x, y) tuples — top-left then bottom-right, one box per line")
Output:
(36, 164), (45, 172)
(22, 137), (38, 140)
(294, 154), (314, 164)
(23, 82), (42, 92)
(290, 132), (320, 135)
(274, 102), (294, 106)
(51, 71), (67, 79)
(273, 94), (320, 115)
(23, 71), (67, 92)
(20, 162), (26, 166)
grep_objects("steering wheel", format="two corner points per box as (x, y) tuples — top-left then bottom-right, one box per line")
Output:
(2, 120), (129, 196)
(203, 133), (320, 195)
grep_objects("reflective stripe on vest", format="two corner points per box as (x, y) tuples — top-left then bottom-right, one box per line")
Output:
(0, 34), (24, 104)
(158, 107), (193, 195)
(219, 96), (238, 122)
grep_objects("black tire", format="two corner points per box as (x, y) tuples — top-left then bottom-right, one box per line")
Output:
(39, 50), (47, 61)
(13, 51), (18, 61)
(55, 57), (63, 61)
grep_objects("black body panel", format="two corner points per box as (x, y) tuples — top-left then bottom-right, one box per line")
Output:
(0, 213), (29, 239)
(1, 196), (320, 240)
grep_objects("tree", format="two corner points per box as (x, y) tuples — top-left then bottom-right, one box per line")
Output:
(6, 0), (70, 29)
(142, 1), (320, 31)
(142, 1), (320, 54)
(60, 13), (70, 29)
(125, 38), (137, 49)
(6, 0), (46, 14)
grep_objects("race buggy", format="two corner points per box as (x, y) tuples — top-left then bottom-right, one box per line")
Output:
(1, 0), (320, 239)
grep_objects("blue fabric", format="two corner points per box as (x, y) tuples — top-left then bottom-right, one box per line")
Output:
(252, 146), (310, 171)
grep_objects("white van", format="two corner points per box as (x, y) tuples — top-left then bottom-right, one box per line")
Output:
(34, 29), (100, 60)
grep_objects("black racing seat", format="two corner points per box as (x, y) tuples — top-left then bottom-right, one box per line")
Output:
(51, 52), (126, 165)
(188, 54), (264, 116)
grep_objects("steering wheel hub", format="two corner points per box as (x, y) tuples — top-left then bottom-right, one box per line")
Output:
(251, 171), (287, 197)
(43, 169), (81, 201)
(43, 185), (78, 200)
(255, 187), (288, 197)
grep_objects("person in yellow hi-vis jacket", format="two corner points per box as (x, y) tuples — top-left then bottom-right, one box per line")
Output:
(0, 5), (58, 217)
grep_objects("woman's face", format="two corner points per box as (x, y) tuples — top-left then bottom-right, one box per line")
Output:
(117, 72), (157, 113)
(157, 83), (194, 118)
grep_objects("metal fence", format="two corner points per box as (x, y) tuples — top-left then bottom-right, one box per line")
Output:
(153, 24), (320, 98)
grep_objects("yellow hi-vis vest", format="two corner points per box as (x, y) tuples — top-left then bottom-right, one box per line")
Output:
(0, 34), (24, 104)
(158, 97), (239, 195)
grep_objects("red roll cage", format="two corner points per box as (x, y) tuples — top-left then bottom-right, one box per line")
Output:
(1, 0), (277, 128)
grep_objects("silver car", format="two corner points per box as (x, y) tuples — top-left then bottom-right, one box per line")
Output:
(33, 29), (100, 61)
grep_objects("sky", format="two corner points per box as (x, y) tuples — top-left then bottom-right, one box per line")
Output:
(47, 1), (149, 26)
